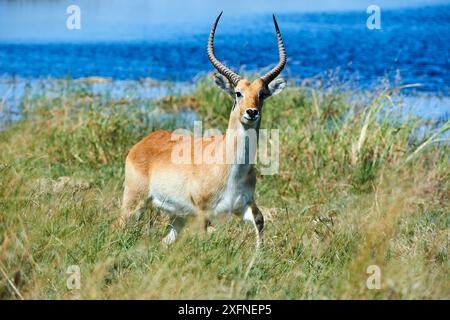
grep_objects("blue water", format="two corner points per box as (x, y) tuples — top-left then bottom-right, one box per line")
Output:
(0, 2), (449, 96)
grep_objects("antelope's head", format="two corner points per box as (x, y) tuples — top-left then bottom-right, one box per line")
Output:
(207, 12), (287, 128)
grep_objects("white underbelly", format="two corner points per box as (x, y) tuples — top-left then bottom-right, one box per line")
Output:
(149, 189), (195, 217)
(148, 164), (255, 217)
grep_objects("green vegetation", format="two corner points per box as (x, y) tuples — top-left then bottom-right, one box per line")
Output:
(0, 78), (448, 299)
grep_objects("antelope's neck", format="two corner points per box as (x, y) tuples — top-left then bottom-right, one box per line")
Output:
(224, 116), (260, 173)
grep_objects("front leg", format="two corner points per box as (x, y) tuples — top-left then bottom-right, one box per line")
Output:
(243, 203), (264, 248)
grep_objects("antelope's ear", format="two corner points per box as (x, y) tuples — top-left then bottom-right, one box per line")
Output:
(213, 73), (234, 96)
(267, 78), (287, 97)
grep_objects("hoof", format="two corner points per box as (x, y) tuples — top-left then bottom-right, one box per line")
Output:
(206, 226), (216, 234)
(113, 217), (125, 230)
(162, 228), (177, 245)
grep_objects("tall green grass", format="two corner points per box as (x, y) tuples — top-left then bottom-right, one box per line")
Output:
(0, 78), (448, 299)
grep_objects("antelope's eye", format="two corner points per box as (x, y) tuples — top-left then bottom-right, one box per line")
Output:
(235, 91), (242, 98)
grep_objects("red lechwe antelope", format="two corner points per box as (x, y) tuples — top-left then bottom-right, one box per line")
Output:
(115, 12), (287, 246)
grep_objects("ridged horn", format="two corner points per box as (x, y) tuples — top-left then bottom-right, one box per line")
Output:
(260, 14), (287, 84)
(207, 12), (241, 86)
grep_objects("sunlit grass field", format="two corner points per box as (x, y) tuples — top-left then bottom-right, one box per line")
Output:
(0, 78), (448, 299)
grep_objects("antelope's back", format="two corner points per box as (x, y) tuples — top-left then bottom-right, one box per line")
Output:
(126, 130), (176, 177)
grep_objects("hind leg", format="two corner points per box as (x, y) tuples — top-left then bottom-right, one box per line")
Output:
(114, 183), (145, 229)
(114, 161), (148, 229)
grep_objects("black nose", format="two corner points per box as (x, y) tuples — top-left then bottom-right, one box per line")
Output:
(246, 109), (259, 119)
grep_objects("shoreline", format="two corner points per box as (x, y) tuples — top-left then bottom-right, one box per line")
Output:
(1, 77), (448, 127)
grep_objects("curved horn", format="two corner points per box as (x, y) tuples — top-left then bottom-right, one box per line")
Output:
(207, 12), (241, 86)
(260, 15), (287, 84)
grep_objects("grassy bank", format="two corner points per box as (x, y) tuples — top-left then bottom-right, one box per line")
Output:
(0, 78), (448, 299)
